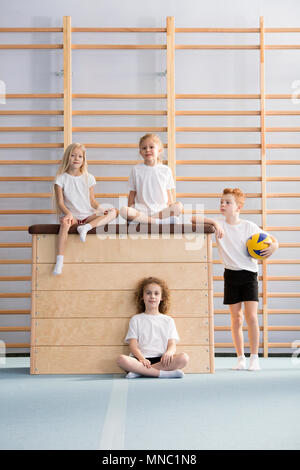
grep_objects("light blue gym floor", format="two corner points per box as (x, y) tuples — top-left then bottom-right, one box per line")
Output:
(1, 357), (299, 450)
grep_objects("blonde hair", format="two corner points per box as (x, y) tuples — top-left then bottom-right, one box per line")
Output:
(53, 143), (88, 215)
(134, 276), (171, 314)
(223, 187), (246, 208)
(56, 143), (87, 177)
(139, 133), (165, 163)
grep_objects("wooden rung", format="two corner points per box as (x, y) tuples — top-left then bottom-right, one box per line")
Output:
(72, 126), (167, 132)
(268, 259), (300, 264)
(267, 210), (300, 214)
(0, 28), (63, 32)
(0, 144), (64, 148)
(72, 28), (166, 32)
(267, 276), (300, 281)
(176, 94), (261, 99)
(0, 177), (53, 181)
(0, 127), (63, 132)
(176, 110), (260, 115)
(275, 243), (300, 247)
(266, 127), (300, 132)
(268, 161), (300, 165)
(72, 44), (167, 49)
(0, 160), (141, 166)
(215, 326), (263, 331)
(0, 276), (31, 281)
(215, 343), (264, 348)
(268, 309), (300, 314)
(267, 177), (300, 181)
(176, 28), (260, 33)
(266, 45), (300, 49)
(176, 45), (260, 50)
(268, 293), (300, 298)
(268, 194), (300, 198)
(72, 110), (167, 115)
(5, 94), (63, 98)
(176, 127), (260, 132)
(267, 144), (300, 148)
(5, 343), (30, 349)
(72, 94), (167, 99)
(0, 44), (63, 49)
(0, 327), (30, 332)
(0, 110), (63, 115)
(176, 160), (261, 165)
(177, 176), (261, 181)
(176, 144), (261, 148)
(266, 110), (300, 115)
(0, 193), (51, 198)
(0, 293), (31, 298)
(0, 310), (30, 315)
(0, 226), (28, 231)
(269, 326), (300, 331)
(0, 243), (31, 248)
(266, 227), (300, 232)
(177, 193), (261, 198)
(0, 260), (31, 264)
(268, 343), (297, 348)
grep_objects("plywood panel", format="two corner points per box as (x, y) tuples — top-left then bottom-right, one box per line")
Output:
(34, 317), (210, 346)
(32, 345), (212, 374)
(36, 234), (207, 263)
(35, 289), (209, 318)
(36, 263), (209, 290)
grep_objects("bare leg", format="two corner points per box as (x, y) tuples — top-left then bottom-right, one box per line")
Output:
(229, 303), (244, 357)
(152, 202), (183, 220)
(244, 301), (260, 355)
(117, 355), (160, 377)
(120, 206), (156, 224)
(151, 353), (189, 371)
(57, 217), (77, 256)
(117, 353), (189, 378)
(86, 208), (119, 229)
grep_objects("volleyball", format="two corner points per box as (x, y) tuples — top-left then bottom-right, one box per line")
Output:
(246, 233), (272, 259)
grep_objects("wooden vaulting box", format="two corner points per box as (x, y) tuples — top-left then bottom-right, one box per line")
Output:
(29, 224), (215, 374)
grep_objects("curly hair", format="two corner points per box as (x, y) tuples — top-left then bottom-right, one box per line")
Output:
(134, 276), (171, 314)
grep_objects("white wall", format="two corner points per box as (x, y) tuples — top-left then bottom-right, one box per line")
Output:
(1, 0), (300, 354)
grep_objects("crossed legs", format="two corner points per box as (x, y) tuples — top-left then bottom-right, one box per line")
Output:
(117, 352), (189, 378)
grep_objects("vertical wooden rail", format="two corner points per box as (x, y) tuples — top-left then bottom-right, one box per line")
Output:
(63, 16), (72, 149)
(260, 16), (268, 358)
(166, 17), (176, 185)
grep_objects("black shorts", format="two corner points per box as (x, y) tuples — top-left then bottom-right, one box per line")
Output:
(137, 356), (162, 365)
(223, 269), (259, 305)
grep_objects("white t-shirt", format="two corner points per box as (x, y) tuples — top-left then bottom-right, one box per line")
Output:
(215, 218), (269, 273)
(128, 163), (175, 215)
(55, 172), (96, 220)
(125, 312), (180, 358)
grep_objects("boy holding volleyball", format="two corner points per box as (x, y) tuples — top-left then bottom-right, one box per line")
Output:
(192, 188), (278, 371)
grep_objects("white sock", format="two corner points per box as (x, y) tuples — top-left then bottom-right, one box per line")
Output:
(125, 372), (141, 379)
(53, 255), (64, 275)
(232, 355), (246, 370)
(248, 354), (261, 371)
(77, 223), (92, 242)
(159, 369), (184, 379)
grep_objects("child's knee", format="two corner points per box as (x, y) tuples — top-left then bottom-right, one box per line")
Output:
(117, 354), (128, 368)
(120, 206), (129, 219)
(178, 352), (189, 368)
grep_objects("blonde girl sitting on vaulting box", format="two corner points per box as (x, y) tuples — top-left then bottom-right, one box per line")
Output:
(53, 143), (118, 275)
